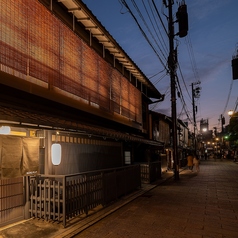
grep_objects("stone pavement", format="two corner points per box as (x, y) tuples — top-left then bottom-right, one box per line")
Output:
(74, 160), (238, 238)
(1, 160), (238, 238)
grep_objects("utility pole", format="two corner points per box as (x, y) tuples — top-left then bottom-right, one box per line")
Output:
(192, 83), (196, 151)
(168, 0), (179, 180)
(191, 82), (201, 152)
(220, 114), (224, 134)
(164, 0), (188, 180)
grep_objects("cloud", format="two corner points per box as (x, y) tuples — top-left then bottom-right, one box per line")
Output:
(188, 0), (230, 21)
(198, 58), (229, 83)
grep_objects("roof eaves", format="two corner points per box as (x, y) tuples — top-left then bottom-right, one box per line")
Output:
(58, 0), (162, 100)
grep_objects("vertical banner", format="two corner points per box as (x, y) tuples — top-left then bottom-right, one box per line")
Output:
(22, 137), (40, 175)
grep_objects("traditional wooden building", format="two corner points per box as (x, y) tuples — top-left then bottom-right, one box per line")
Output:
(0, 0), (164, 227)
(177, 119), (190, 167)
(148, 111), (172, 173)
(148, 111), (191, 172)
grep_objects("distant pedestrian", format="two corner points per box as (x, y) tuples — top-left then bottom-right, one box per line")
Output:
(187, 153), (194, 171)
(231, 150), (235, 161)
(234, 150), (237, 162)
(193, 155), (200, 172)
(198, 150), (202, 160)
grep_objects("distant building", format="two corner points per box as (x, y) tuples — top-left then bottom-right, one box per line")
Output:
(200, 118), (209, 133)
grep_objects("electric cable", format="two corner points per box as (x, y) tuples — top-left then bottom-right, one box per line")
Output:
(152, 0), (168, 37)
(148, 68), (167, 80)
(131, 0), (168, 62)
(119, 0), (197, 129)
(119, 0), (168, 70)
(146, 0), (169, 55)
(233, 97), (238, 111)
(185, 34), (200, 83)
(153, 72), (167, 85)
(177, 62), (192, 101)
(175, 74), (193, 124)
(221, 77), (233, 116)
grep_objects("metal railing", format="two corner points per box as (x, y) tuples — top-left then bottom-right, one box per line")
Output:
(26, 165), (141, 227)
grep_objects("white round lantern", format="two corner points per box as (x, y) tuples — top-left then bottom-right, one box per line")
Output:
(51, 143), (62, 165)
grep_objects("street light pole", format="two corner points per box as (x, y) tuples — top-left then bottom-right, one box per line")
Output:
(168, 0), (179, 180)
(192, 83), (196, 151)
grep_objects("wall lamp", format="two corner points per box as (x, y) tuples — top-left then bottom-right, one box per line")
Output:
(51, 143), (62, 166)
(51, 131), (61, 165)
(0, 126), (11, 135)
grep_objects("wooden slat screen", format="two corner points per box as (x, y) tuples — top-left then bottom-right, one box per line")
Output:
(130, 86), (137, 121)
(111, 69), (121, 114)
(134, 86), (142, 123)
(57, 24), (82, 95)
(28, 2), (60, 83)
(0, 0), (142, 125)
(121, 78), (130, 118)
(0, 0), (28, 74)
(82, 42), (99, 98)
(98, 58), (111, 110)
(0, 177), (24, 226)
(159, 120), (170, 144)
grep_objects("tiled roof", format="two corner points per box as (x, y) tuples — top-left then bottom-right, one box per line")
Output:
(0, 105), (163, 146)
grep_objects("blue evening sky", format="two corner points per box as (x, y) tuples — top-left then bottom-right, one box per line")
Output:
(82, 0), (238, 131)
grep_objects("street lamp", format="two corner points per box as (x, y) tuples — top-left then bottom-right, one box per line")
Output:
(228, 110), (234, 117)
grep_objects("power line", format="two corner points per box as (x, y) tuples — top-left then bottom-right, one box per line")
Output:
(148, 68), (167, 80)
(175, 75), (193, 124)
(153, 72), (167, 85)
(137, 0), (168, 62)
(222, 77), (234, 116)
(119, 0), (169, 70)
(120, 0), (195, 131)
(177, 62), (192, 100)
(131, 0), (168, 62)
(185, 34), (200, 83)
(233, 97), (238, 111)
(146, 0), (169, 55)
(151, 0), (168, 37)
(150, 86), (170, 110)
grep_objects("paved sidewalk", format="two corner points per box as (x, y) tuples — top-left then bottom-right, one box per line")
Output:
(74, 160), (238, 238)
(1, 160), (238, 238)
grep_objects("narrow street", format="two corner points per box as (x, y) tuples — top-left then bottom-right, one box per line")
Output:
(74, 160), (238, 238)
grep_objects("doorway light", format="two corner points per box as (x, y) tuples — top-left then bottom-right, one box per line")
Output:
(51, 143), (62, 165)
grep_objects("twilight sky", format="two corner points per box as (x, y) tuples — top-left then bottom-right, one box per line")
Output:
(82, 0), (238, 132)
